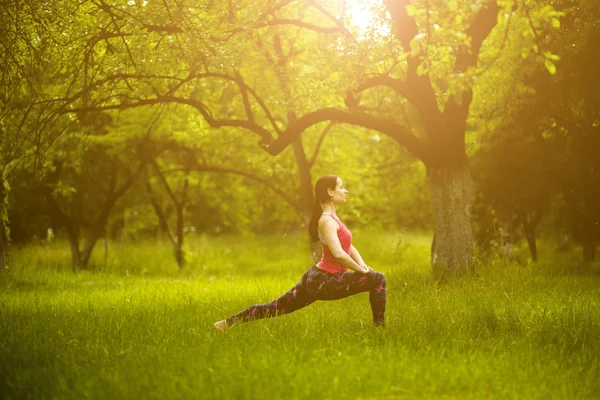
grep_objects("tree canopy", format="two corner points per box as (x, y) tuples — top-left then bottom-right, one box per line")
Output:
(1, 0), (597, 271)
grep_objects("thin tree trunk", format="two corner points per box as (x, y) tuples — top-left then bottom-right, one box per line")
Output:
(67, 233), (81, 273)
(583, 241), (597, 262)
(428, 165), (474, 280)
(146, 177), (187, 269)
(63, 218), (103, 272)
(0, 215), (6, 270)
(81, 233), (101, 268)
(0, 218), (6, 270)
(524, 227), (538, 262)
(523, 213), (540, 262)
(582, 224), (597, 262)
(292, 139), (314, 228)
(174, 204), (186, 269)
(0, 175), (8, 270)
(292, 138), (320, 265)
(104, 235), (109, 268)
(66, 230), (102, 272)
(562, 188), (597, 262)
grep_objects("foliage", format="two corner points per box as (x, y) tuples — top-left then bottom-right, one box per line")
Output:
(2, 0), (596, 272)
(470, 0), (600, 262)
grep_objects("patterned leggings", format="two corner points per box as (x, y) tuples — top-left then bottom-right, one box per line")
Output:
(226, 266), (387, 326)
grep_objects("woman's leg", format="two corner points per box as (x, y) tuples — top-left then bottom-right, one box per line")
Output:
(225, 268), (322, 326)
(317, 270), (387, 326)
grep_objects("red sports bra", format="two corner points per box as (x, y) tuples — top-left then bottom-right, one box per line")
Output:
(316, 213), (352, 274)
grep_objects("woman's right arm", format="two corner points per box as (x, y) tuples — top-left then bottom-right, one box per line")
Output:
(319, 217), (368, 274)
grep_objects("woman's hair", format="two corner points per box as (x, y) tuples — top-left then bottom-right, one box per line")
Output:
(308, 174), (339, 242)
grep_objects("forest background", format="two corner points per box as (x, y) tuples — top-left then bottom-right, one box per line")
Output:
(1, 0), (598, 273)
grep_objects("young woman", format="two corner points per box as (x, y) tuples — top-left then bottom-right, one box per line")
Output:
(213, 175), (387, 331)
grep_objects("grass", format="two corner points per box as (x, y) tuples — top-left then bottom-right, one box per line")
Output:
(1, 231), (599, 399)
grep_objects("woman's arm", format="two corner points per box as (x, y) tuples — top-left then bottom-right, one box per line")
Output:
(349, 245), (370, 270)
(319, 217), (368, 274)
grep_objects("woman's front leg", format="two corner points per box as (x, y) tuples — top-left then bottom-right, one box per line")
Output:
(317, 270), (387, 325)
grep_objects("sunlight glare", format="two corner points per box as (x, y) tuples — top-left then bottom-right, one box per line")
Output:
(344, 0), (390, 40)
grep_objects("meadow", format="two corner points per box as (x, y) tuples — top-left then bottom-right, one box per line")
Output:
(1, 231), (598, 399)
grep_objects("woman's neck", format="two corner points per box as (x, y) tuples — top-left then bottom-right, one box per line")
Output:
(321, 202), (336, 216)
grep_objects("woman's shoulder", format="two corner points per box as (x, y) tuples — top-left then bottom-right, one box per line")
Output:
(318, 213), (340, 229)
(318, 213), (332, 223)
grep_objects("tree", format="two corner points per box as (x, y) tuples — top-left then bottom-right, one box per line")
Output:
(28, 0), (564, 278)
(471, 0), (599, 263)
(472, 120), (559, 261)
(0, 0), (100, 268)
(205, 0), (562, 277)
(41, 111), (146, 272)
(544, 0), (600, 262)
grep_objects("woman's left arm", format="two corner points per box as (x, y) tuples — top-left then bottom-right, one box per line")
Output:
(349, 245), (370, 270)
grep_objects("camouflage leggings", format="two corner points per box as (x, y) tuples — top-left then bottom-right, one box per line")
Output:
(226, 266), (387, 327)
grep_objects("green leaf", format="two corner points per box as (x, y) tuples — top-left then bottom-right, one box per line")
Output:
(551, 18), (560, 29)
(544, 59), (557, 75)
(405, 4), (416, 17)
(544, 51), (560, 61)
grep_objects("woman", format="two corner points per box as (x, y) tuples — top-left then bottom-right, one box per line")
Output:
(213, 175), (387, 331)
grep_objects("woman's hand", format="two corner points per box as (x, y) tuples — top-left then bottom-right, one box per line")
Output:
(361, 264), (373, 273)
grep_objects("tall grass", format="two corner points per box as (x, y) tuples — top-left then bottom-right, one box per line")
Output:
(1, 231), (598, 399)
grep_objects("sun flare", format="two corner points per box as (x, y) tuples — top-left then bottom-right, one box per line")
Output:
(343, 0), (389, 39)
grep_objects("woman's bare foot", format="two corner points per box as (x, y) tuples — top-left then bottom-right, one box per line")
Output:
(213, 320), (230, 332)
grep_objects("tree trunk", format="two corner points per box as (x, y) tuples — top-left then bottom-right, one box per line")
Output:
(292, 139), (320, 265)
(104, 235), (109, 268)
(0, 210), (6, 271)
(0, 226), (5, 270)
(66, 228), (100, 272)
(292, 139), (314, 228)
(523, 213), (540, 262)
(0, 175), (8, 270)
(67, 233), (81, 273)
(524, 226), (538, 262)
(563, 188), (598, 262)
(174, 204), (186, 269)
(428, 165), (474, 280)
(581, 224), (597, 262)
(582, 241), (597, 262)
(81, 234), (100, 268)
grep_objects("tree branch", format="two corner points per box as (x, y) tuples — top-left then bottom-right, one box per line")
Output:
(382, 0), (440, 123)
(236, 72), (255, 123)
(455, 1), (501, 73)
(65, 95), (275, 145)
(308, 0), (355, 40)
(258, 19), (347, 35)
(54, 70), (283, 139)
(308, 121), (334, 167)
(264, 108), (430, 163)
(383, 0), (418, 51)
(145, 181), (177, 247)
(151, 159), (181, 208)
(186, 164), (304, 214)
(445, 1), (501, 122)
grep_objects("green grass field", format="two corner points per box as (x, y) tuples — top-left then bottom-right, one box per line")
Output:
(1, 232), (599, 399)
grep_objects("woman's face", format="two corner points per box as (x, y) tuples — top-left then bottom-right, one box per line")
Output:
(328, 178), (348, 204)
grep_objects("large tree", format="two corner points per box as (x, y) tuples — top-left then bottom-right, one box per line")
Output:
(40, 109), (148, 272)
(540, 0), (600, 262)
(472, 0), (599, 263)
(35, 0), (563, 278)
(0, 0), (96, 268)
